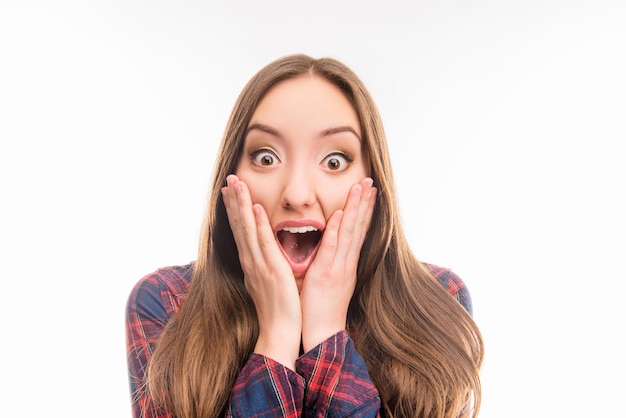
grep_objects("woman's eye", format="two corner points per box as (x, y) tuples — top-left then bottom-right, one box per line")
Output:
(251, 150), (279, 166)
(321, 153), (352, 172)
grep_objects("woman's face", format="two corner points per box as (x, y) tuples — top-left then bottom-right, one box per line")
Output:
(235, 75), (369, 287)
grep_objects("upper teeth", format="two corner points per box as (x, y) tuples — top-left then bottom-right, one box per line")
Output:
(282, 226), (318, 233)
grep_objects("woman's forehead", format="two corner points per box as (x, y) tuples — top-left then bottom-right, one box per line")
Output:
(248, 76), (361, 138)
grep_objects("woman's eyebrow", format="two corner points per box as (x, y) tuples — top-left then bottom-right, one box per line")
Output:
(245, 123), (281, 138)
(246, 123), (361, 141)
(320, 126), (362, 142)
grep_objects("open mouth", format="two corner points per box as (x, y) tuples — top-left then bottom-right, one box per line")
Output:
(276, 226), (322, 263)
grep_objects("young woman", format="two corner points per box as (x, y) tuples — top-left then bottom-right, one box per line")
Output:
(126, 54), (483, 417)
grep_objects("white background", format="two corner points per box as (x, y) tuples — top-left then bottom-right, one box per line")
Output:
(1, 1), (624, 416)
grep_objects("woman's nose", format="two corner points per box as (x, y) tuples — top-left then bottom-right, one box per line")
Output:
(280, 169), (316, 209)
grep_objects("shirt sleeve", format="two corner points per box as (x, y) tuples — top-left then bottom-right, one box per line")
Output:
(424, 263), (474, 316)
(227, 331), (380, 417)
(226, 354), (306, 417)
(296, 331), (381, 417)
(126, 271), (183, 418)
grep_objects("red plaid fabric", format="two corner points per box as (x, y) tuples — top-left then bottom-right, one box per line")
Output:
(126, 262), (472, 417)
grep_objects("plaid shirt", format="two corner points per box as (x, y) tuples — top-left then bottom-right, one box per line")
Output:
(126, 262), (472, 417)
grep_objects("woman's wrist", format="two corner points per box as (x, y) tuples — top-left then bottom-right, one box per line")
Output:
(254, 329), (301, 370)
(301, 320), (346, 353)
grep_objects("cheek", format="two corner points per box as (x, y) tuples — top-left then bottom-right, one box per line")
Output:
(235, 170), (281, 210)
(320, 182), (353, 215)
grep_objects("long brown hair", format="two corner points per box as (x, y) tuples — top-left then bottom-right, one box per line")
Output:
(148, 54), (483, 417)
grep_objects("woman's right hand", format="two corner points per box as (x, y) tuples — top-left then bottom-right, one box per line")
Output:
(222, 174), (302, 370)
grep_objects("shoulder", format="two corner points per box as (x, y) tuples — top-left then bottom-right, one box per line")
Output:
(422, 262), (473, 316)
(126, 262), (195, 322)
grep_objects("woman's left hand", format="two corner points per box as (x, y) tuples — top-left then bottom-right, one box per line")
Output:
(299, 177), (377, 352)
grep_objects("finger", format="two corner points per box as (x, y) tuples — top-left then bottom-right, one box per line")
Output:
(333, 181), (365, 263)
(312, 209), (343, 268)
(223, 175), (248, 250)
(351, 179), (377, 251)
(347, 185), (377, 265)
(223, 175), (268, 272)
(221, 186), (230, 212)
(337, 178), (377, 267)
(253, 203), (291, 273)
(232, 177), (267, 267)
